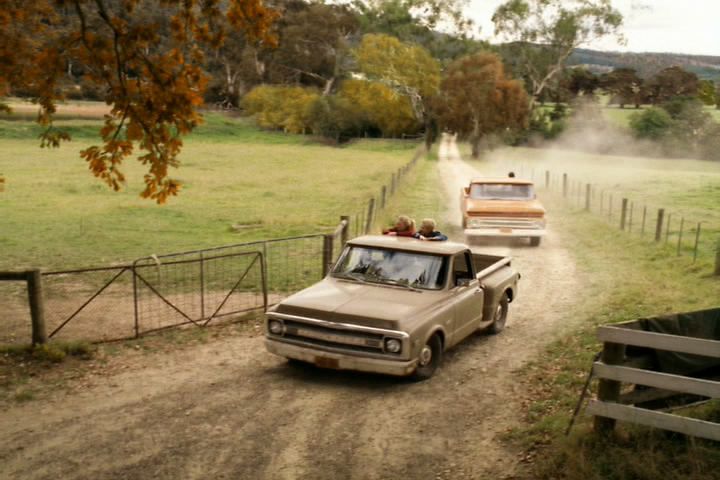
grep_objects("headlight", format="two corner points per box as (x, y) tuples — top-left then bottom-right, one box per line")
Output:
(384, 338), (402, 353)
(268, 319), (284, 335)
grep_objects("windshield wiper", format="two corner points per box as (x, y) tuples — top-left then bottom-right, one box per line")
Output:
(374, 277), (422, 292)
(334, 272), (371, 285)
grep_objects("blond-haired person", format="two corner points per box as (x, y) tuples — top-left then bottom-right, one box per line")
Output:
(413, 219), (448, 241)
(382, 215), (416, 237)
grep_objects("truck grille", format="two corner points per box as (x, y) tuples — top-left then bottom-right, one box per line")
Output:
(283, 319), (384, 354)
(467, 217), (544, 230)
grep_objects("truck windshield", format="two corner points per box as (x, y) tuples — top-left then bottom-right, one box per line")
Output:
(470, 183), (534, 200)
(333, 246), (447, 290)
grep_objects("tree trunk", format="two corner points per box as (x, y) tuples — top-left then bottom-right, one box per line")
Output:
(471, 136), (481, 159)
(322, 77), (335, 96)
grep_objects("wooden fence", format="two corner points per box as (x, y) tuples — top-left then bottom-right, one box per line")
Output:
(588, 316), (720, 441)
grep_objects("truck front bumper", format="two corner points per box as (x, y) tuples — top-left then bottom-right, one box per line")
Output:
(266, 338), (418, 377)
(464, 227), (546, 238)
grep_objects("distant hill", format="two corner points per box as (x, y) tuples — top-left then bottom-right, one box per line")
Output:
(568, 48), (720, 81)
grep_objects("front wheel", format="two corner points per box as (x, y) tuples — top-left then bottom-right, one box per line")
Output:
(410, 334), (443, 381)
(488, 295), (509, 335)
(530, 237), (541, 247)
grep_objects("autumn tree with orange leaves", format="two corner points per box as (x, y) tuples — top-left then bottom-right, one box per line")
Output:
(435, 52), (529, 158)
(0, 0), (276, 203)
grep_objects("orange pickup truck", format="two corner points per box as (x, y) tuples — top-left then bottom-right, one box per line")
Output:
(460, 177), (546, 246)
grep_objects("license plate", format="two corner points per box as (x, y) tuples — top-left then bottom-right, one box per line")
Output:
(315, 357), (339, 369)
(499, 227), (513, 233)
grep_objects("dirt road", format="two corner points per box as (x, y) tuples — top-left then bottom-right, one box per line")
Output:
(0, 136), (580, 480)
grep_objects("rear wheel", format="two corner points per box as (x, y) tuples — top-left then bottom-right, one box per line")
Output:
(410, 334), (443, 381)
(488, 295), (509, 334)
(530, 237), (541, 247)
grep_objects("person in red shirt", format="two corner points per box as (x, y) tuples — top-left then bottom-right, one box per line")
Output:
(382, 215), (416, 237)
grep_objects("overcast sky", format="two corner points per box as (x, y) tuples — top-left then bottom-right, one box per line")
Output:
(466, 0), (720, 56)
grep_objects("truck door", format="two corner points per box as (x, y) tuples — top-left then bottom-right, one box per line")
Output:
(450, 250), (484, 344)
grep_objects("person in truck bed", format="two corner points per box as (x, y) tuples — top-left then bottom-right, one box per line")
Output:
(413, 218), (448, 241)
(383, 215), (416, 237)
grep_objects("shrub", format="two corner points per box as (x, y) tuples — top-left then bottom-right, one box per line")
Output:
(242, 85), (319, 134)
(629, 107), (673, 140)
(306, 95), (366, 143)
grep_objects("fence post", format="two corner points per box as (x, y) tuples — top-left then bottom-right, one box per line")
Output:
(693, 222), (701, 263)
(364, 198), (375, 234)
(620, 198), (628, 230)
(594, 341), (626, 435)
(322, 234), (333, 277)
(585, 184), (591, 211)
(380, 185), (387, 209)
(563, 173), (568, 197)
(199, 252), (205, 319)
(608, 194), (613, 220)
(628, 202), (634, 233)
(655, 208), (665, 242)
(340, 215), (350, 246)
(641, 206), (647, 236)
(545, 170), (550, 189)
(665, 213), (672, 244)
(677, 218), (685, 256)
(390, 173), (396, 194)
(27, 269), (47, 345)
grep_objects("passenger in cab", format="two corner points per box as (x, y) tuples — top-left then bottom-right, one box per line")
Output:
(413, 218), (448, 241)
(382, 215), (416, 237)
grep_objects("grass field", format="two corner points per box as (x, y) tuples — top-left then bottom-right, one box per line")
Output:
(0, 105), (419, 270)
(512, 194), (720, 480)
(458, 144), (720, 271)
(602, 104), (720, 128)
(451, 142), (720, 478)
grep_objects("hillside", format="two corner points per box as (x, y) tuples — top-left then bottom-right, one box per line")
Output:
(568, 48), (720, 81)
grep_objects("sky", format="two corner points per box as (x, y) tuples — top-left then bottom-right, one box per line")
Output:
(465, 0), (720, 57)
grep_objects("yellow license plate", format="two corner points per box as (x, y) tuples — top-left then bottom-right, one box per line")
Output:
(499, 227), (513, 233)
(315, 357), (339, 369)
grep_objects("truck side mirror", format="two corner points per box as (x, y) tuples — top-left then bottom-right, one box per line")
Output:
(463, 187), (469, 195)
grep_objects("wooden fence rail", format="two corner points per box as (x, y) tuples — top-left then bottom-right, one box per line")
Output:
(589, 322), (720, 442)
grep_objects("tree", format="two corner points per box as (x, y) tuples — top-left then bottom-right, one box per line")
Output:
(645, 66), (699, 105)
(493, 0), (623, 110)
(599, 67), (644, 108)
(0, 0), (277, 203)
(697, 80), (717, 107)
(350, 0), (480, 62)
(339, 79), (420, 137)
(563, 67), (599, 98)
(435, 52), (529, 158)
(264, 2), (359, 95)
(628, 107), (673, 140)
(354, 33), (441, 147)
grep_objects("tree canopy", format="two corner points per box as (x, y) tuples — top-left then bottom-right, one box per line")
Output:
(0, 0), (277, 203)
(493, 0), (623, 109)
(435, 52), (529, 157)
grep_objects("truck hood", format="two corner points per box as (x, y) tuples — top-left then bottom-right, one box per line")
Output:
(466, 198), (545, 216)
(272, 277), (443, 331)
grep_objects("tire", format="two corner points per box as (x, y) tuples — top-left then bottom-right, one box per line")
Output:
(410, 334), (443, 381)
(530, 237), (541, 247)
(488, 295), (509, 335)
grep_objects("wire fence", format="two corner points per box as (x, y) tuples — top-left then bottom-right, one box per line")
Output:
(504, 163), (720, 275)
(0, 147), (426, 346)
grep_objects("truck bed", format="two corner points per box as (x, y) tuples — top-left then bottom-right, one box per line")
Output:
(472, 253), (512, 280)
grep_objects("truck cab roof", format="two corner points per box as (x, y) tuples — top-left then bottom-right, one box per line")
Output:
(348, 235), (468, 255)
(470, 177), (535, 186)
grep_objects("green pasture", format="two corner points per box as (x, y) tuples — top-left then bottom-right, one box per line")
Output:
(460, 144), (720, 268)
(511, 195), (720, 480)
(602, 104), (720, 128)
(0, 109), (418, 270)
